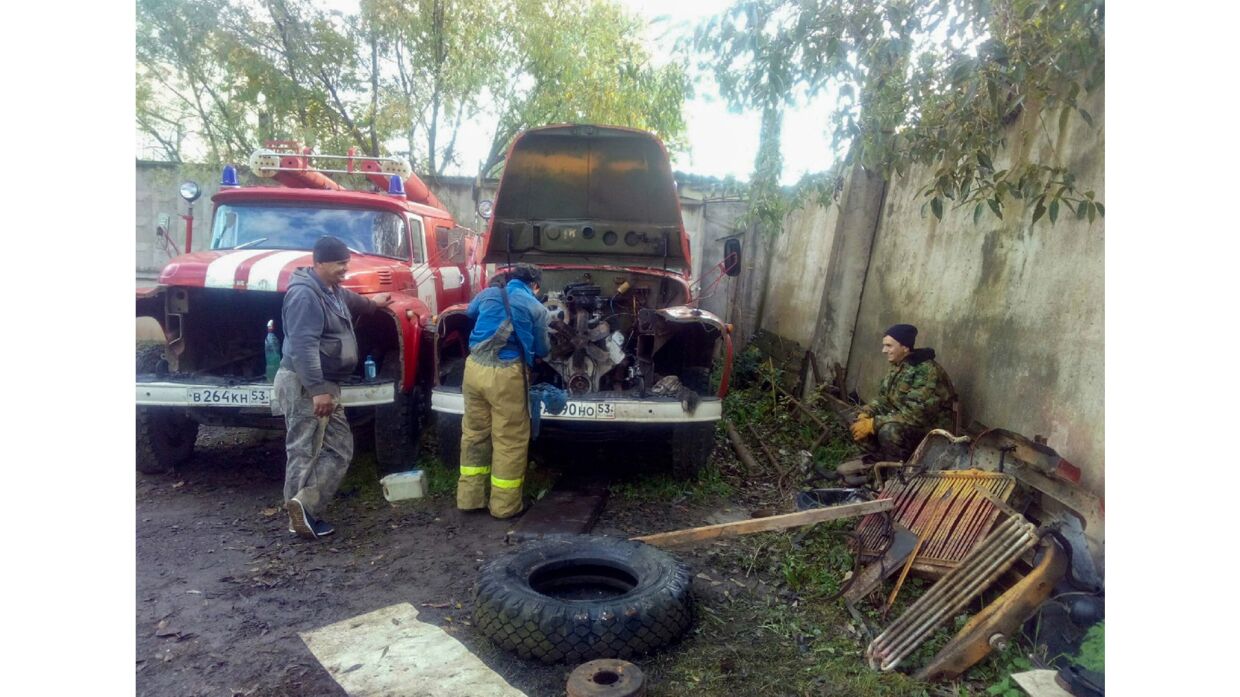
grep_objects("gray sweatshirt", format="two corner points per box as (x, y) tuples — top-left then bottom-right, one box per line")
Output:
(280, 268), (378, 397)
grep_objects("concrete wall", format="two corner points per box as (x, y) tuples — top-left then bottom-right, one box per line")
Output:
(846, 89), (1105, 496)
(136, 162), (227, 279)
(758, 203), (842, 347)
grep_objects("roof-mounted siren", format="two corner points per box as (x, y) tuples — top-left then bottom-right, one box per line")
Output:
(386, 175), (406, 197)
(249, 143), (344, 191)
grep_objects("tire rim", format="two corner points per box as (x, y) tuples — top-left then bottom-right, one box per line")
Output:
(528, 558), (639, 601)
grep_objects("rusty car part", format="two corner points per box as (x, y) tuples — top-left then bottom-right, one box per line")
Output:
(567, 658), (646, 697)
(913, 535), (1069, 682)
(866, 514), (1040, 672)
(843, 525), (919, 604)
(881, 535), (924, 619)
(855, 470), (1018, 578)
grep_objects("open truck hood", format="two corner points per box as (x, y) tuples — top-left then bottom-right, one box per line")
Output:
(483, 125), (691, 274)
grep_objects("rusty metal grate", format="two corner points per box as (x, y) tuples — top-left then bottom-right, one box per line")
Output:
(867, 514), (1040, 672)
(856, 470), (1016, 577)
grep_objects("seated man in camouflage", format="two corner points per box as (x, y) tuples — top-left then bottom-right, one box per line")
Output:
(826, 323), (957, 461)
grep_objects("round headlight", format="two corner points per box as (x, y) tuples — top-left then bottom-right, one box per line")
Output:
(179, 180), (202, 203)
(476, 199), (494, 220)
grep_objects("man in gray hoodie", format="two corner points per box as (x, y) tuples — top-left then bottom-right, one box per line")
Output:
(273, 236), (392, 539)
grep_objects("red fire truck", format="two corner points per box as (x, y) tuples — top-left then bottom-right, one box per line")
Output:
(136, 144), (483, 474)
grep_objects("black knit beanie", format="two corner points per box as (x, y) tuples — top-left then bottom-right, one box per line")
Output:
(885, 323), (918, 349)
(313, 236), (351, 263)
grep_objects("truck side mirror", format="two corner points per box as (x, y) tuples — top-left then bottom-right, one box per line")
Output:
(476, 199), (494, 220)
(724, 238), (742, 277)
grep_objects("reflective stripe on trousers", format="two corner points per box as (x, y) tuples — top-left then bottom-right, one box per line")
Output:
(455, 356), (529, 518)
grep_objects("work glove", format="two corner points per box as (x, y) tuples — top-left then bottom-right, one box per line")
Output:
(850, 414), (875, 441)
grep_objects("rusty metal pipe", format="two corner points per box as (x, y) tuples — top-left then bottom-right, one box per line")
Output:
(873, 525), (1037, 671)
(880, 528), (1036, 669)
(877, 519), (1029, 646)
(869, 517), (1036, 669)
(872, 519), (1026, 655)
(872, 534), (1031, 670)
(915, 538), (1068, 682)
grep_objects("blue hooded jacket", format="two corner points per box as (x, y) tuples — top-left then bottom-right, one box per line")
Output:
(466, 279), (550, 365)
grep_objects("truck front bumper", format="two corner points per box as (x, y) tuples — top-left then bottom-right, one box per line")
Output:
(137, 379), (395, 408)
(430, 387), (721, 424)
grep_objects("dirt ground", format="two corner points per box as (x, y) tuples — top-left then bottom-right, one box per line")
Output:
(137, 425), (766, 697)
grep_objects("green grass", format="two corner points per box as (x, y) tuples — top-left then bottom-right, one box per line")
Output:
(610, 462), (734, 503)
(1074, 621), (1103, 672)
(643, 592), (931, 697)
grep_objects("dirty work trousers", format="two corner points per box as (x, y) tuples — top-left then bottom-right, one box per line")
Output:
(822, 393), (924, 462)
(273, 368), (353, 518)
(456, 356), (529, 518)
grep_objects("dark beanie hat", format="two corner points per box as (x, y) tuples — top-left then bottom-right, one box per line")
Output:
(884, 323), (918, 349)
(510, 263), (542, 285)
(313, 236), (350, 263)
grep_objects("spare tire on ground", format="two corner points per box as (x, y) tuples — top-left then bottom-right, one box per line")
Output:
(474, 536), (693, 664)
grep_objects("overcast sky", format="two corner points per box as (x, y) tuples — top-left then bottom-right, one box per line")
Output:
(620, 0), (838, 184)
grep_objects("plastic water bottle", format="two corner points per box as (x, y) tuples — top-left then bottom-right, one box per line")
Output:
(364, 355), (377, 382)
(264, 320), (281, 382)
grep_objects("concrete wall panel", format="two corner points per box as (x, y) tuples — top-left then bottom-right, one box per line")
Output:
(847, 90), (1105, 495)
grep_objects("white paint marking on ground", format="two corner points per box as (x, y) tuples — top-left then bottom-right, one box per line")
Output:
(299, 602), (526, 697)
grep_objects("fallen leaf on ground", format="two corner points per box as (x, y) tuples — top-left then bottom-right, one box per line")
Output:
(261, 508), (279, 517)
(172, 481), (186, 489)
(422, 602), (451, 608)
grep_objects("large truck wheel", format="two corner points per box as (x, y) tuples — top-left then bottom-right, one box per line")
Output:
(435, 412), (462, 469)
(136, 407), (199, 474)
(670, 422), (716, 480)
(475, 536), (694, 663)
(374, 387), (424, 475)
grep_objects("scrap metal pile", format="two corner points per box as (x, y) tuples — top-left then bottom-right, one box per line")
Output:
(712, 347), (1106, 692)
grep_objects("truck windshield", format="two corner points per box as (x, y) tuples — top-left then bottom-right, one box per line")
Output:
(210, 204), (411, 260)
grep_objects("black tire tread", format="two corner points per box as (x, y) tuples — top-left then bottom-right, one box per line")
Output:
(435, 412), (461, 468)
(474, 537), (693, 664)
(136, 407), (199, 474)
(374, 387), (423, 474)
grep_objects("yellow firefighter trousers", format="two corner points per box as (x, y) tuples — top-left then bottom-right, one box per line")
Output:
(456, 356), (529, 518)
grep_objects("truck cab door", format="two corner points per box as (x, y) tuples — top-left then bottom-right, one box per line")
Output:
(407, 215), (439, 315)
(431, 224), (469, 308)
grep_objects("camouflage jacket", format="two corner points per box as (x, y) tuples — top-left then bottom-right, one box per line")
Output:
(864, 348), (957, 431)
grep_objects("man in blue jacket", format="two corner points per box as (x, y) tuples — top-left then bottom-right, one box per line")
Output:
(456, 263), (550, 519)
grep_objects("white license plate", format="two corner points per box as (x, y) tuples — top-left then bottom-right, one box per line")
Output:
(187, 386), (271, 407)
(544, 401), (615, 419)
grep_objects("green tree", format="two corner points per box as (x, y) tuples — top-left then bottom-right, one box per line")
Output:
(697, 0), (1105, 224)
(136, 0), (691, 179)
(361, 0), (499, 176)
(476, 0), (691, 178)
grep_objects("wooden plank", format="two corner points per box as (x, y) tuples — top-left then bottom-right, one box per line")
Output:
(632, 498), (894, 548)
(508, 480), (609, 543)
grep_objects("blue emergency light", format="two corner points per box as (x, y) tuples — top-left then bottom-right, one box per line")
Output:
(387, 174), (405, 197)
(220, 165), (240, 187)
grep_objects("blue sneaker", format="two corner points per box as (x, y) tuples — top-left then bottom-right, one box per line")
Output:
(286, 498), (317, 540)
